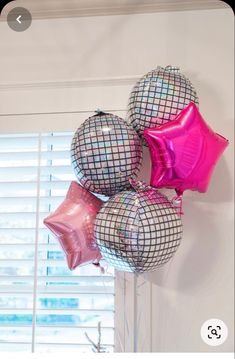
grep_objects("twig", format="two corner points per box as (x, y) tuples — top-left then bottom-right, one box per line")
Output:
(84, 321), (107, 353)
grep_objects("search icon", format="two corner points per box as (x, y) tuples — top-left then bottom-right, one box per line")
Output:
(210, 328), (218, 336)
(201, 319), (228, 346)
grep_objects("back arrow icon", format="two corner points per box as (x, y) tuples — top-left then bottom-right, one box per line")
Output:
(16, 15), (22, 24)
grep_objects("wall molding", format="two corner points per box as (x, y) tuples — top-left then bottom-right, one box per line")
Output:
(0, 0), (229, 20)
(0, 80), (133, 132)
(0, 76), (140, 91)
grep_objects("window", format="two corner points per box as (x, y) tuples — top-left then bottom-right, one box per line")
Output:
(0, 132), (115, 353)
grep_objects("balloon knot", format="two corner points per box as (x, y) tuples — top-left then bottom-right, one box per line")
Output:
(95, 109), (107, 116)
(129, 178), (152, 192)
(93, 262), (105, 274)
(172, 193), (184, 216)
(165, 65), (180, 72)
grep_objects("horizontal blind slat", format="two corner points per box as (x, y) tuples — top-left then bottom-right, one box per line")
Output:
(0, 292), (114, 299)
(0, 135), (72, 147)
(0, 244), (59, 250)
(0, 150), (70, 161)
(0, 309), (114, 314)
(0, 165), (72, 176)
(0, 275), (114, 282)
(0, 180), (72, 187)
(0, 324), (113, 329)
(0, 284), (114, 293)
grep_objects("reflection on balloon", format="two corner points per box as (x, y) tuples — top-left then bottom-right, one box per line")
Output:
(44, 181), (103, 270)
(144, 102), (229, 194)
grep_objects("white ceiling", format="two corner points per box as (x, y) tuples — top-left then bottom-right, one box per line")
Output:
(1, 0), (229, 20)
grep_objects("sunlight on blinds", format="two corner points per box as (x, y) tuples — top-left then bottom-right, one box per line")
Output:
(0, 133), (114, 353)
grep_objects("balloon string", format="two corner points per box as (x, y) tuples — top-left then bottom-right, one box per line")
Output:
(172, 192), (184, 216)
(93, 262), (105, 274)
(130, 178), (184, 215)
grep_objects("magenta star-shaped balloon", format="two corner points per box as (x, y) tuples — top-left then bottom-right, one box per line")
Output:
(44, 181), (103, 270)
(144, 102), (228, 195)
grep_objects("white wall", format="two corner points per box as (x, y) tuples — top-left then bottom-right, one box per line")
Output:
(0, 8), (234, 352)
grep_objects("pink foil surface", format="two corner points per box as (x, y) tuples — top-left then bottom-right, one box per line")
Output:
(44, 181), (103, 270)
(144, 102), (228, 195)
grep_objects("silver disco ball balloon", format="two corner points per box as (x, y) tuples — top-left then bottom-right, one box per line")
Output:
(128, 65), (199, 143)
(71, 112), (143, 196)
(94, 184), (183, 273)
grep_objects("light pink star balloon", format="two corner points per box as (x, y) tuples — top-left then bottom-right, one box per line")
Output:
(144, 102), (229, 195)
(44, 181), (103, 270)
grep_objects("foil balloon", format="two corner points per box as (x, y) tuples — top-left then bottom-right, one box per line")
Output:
(144, 102), (229, 195)
(94, 181), (182, 273)
(128, 65), (199, 143)
(44, 181), (102, 270)
(71, 111), (142, 196)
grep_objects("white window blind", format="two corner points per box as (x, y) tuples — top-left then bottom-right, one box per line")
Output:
(0, 132), (114, 353)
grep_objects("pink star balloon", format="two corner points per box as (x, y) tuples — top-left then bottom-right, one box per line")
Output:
(44, 181), (103, 270)
(144, 102), (229, 195)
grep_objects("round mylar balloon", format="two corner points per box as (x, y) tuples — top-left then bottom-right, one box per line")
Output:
(94, 183), (183, 273)
(128, 65), (199, 142)
(71, 112), (142, 196)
